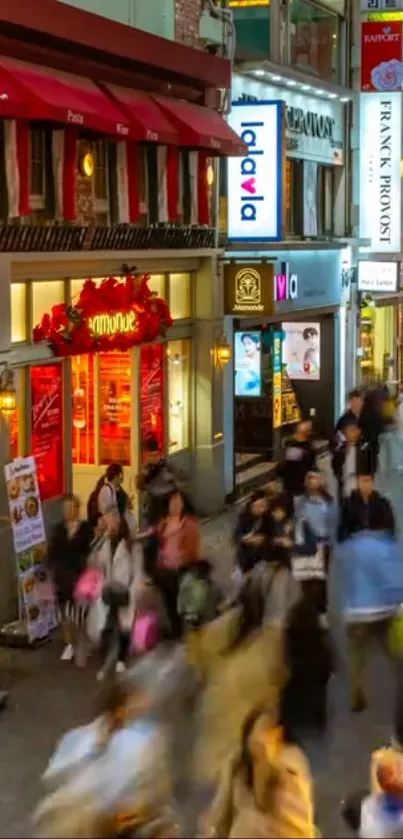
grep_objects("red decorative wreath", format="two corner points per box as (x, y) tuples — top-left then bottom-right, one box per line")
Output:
(33, 272), (173, 357)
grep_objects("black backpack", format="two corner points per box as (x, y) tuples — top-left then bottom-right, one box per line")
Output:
(87, 481), (114, 526)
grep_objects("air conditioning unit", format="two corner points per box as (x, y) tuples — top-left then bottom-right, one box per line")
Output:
(199, 8), (226, 50)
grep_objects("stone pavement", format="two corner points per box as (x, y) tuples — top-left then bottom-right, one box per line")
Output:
(0, 452), (397, 838)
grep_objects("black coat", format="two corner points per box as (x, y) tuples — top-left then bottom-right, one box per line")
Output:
(47, 520), (93, 602)
(331, 442), (375, 496)
(339, 490), (395, 542)
(234, 509), (272, 573)
(278, 438), (316, 497)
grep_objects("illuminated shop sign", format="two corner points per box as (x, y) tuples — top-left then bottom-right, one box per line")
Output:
(359, 92), (401, 253)
(358, 261), (399, 292)
(227, 100), (283, 241)
(274, 263), (298, 302)
(89, 311), (136, 337)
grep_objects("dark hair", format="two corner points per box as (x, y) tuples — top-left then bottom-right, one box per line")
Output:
(144, 435), (160, 454)
(241, 333), (259, 345)
(63, 492), (80, 506)
(166, 488), (194, 518)
(302, 327), (318, 341)
(349, 388), (362, 400)
(106, 463), (123, 483)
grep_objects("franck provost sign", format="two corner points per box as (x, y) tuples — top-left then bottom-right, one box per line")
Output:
(227, 101), (283, 241)
(359, 92), (401, 253)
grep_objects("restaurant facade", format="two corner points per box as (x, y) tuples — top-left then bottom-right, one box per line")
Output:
(0, 0), (243, 624)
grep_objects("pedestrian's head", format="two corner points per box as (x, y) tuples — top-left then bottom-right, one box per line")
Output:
(103, 504), (120, 535)
(357, 471), (374, 498)
(305, 468), (322, 494)
(63, 493), (80, 523)
(344, 420), (361, 445)
(144, 434), (161, 463)
(167, 488), (189, 519)
(105, 463), (123, 488)
(297, 419), (312, 440)
(250, 490), (268, 518)
(349, 388), (363, 416)
(270, 501), (287, 522)
(266, 469), (281, 498)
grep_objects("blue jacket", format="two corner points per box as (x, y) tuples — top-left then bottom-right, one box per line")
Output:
(295, 494), (336, 543)
(336, 531), (403, 623)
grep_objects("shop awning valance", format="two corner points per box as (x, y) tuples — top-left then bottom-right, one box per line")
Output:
(151, 95), (248, 156)
(0, 58), (130, 137)
(100, 83), (178, 146)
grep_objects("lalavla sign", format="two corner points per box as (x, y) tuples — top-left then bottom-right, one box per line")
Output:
(231, 74), (344, 166)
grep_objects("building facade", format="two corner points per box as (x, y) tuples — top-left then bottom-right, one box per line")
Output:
(0, 0), (242, 626)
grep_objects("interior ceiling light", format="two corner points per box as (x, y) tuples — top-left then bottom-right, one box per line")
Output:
(340, 96), (350, 102)
(316, 89), (325, 95)
(255, 69), (265, 76)
(301, 84), (311, 91)
(286, 79), (297, 86)
(328, 92), (338, 99)
(271, 74), (282, 81)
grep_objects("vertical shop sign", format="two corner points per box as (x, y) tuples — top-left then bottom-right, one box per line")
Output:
(140, 344), (165, 461)
(272, 332), (282, 430)
(99, 352), (131, 465)
(303, 161), (318, 236)
(359, 92), (401, 252)
(361, 21), (403, 91)
(31, 364), (64, 500)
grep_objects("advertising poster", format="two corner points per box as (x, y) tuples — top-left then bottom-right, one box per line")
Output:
(235, 331), (262, 397)
(31, 364), (64, 500)
(361, 21), (402, 92)
(140, 344), (165, 461)
(4, 456), (46, 555)
(20, 564), (57, 643)
(303, 161), (318, 237)
(282, 322), (321, 380)
(272, 332), (282, 429)
(99, 352), (131, 465)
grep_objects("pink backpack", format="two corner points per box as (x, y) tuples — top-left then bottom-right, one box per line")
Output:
(74, 568), (104, 603)
(131, 609), (160, 654)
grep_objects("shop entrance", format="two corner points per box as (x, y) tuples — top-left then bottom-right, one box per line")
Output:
(71, 351), (138, 510)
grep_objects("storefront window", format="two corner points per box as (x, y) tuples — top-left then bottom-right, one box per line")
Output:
(140, 344), (165, 462)
(169, 273), (191, 320)
(11, 283), (27, 342)
(360, 306), (396, 384)
(99, 352), (131, 465)
(70, 277), (103, 304)
(148, 274), (166, 299)
(9, 369), (26, 460)
(290, 0), (340, 83)
(32, 281), (65, 331)
(168, 339), (191, 454)
(232, 5), (270, 61)
(72, 355), (95, 465)
(31, 364), (64, 500)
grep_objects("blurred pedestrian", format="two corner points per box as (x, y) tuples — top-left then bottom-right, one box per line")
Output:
(203, 706), (318, 838)
(331, 420), (373, 503)
(87, 463), (124, 527)
(360, 386), (384, 474)
(336, 515), (403, 712)
(47, 494), (93, 662)
(136, 436), (178, 526)
(334, 388), (363, 450)
(294, 467), (336, 616)
(278, 419), (316, 510)
(339, 469), (395, 542)
(234, 491), (271, 575)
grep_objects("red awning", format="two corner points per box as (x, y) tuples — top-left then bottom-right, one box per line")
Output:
(0, 66), (33, 119)
(100, 83), (178, 146)
(0, 58), (130, 137)
(152, 95), (247, 156)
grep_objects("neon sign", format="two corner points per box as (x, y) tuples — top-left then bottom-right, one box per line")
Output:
(89, 311), (137, 337)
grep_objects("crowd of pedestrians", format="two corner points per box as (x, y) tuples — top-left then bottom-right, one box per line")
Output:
(33, 385), (403, 839)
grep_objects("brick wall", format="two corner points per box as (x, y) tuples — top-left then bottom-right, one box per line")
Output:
(175, 0), (203, 47)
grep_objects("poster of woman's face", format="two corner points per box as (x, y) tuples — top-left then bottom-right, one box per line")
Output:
(234, 331), (262, 397)
(282, 322), (320, 381)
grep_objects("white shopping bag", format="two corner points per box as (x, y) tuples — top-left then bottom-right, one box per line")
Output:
(292, 545), (325, 581)
(86, 597), (107, 644)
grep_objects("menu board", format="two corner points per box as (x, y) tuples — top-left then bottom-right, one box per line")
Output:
(99, 352), (131, 465)
(20, 564), (57, 642)
(140, 344), (165, 461)
(72, 355), (95, 465)
(4, 455), (46, 554)
(31, 365), (64, 500)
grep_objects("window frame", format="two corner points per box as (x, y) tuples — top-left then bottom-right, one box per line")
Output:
(167, 338), (191, 455)
(29, 127), (46, 211)
(93, 140), (110, 220)
(288, 0), (341, 84)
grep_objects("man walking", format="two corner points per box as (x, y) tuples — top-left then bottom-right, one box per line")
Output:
(334, 389), (363, 450)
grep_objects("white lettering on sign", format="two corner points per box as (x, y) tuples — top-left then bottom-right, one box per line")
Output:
(116, 123), (129, 136)
(67, 109), (84, 125)
(227, 101), (282, 241)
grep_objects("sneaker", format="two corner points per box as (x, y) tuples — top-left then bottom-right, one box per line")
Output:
(116, 661), (126, 675)
(61, 644), (74, 661)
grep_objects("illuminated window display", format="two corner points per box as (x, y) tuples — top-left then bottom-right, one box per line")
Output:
(99, 352), (131, 465)
(31, 364), (64, 500)
(168, 339), (191, 453)
(9, 370), (26, 460)
(32, 281), (64, 333)
(11, 284), (27, 343)
(169, 273), (191, 320)
(72, 355), (95, 465)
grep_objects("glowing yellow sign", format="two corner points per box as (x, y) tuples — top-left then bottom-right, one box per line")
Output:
(229, 0), (270, 6)
(368, 11), (403, 19)
(89, 311), (136, 337)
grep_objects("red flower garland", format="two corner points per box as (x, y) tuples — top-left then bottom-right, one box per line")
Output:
(33, 273), (173, 357)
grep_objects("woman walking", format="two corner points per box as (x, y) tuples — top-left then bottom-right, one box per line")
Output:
(47, 494), (93, 661)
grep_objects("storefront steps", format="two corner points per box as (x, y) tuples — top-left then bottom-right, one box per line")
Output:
(232, 441), (329, 502)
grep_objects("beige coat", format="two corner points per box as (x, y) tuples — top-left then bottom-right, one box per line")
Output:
(190, 608), (287, 783)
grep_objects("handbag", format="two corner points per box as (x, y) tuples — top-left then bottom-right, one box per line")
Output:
(131, 609), (160, 654)
(74, 567), (104, 604)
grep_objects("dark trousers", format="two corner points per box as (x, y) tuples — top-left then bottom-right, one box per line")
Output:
(99, 611), (131, 665)
(150, 566), (182, 640)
